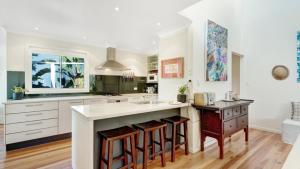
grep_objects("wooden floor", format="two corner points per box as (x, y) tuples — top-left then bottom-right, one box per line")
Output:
(0, 126), (292, 169)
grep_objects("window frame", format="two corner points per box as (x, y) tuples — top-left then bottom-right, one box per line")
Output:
(25, 45), (89, 94)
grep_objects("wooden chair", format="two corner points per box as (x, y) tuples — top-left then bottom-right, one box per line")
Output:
(161, 116), (189, 162)
(133, 120), (167, 169)
(98, 126), (137, 169)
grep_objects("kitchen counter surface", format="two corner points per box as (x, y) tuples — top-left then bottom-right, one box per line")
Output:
(3, 93), (158, 104)
(72, 101), (189, 121)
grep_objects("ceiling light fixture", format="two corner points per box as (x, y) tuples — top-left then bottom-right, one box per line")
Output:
(152, 41), (156, 45)
(156, 22), (161, 26)
(82, 36), (87, 40)
(34, 27), (39, 31)
(115, 6), (120, 11)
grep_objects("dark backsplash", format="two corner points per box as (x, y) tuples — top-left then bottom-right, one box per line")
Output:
(90, 75), (147, 94)
(6, 71), (146, 99)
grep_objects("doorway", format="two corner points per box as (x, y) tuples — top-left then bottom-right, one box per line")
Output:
(232, 52), (242, 95)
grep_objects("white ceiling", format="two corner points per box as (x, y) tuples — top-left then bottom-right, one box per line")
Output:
(0, 0), (200, 55)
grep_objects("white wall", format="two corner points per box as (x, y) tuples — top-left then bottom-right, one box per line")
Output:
(6, 32), (147, 76)
(179, 0), (242, 100)
(241, 0), (300, 132)
(0, 27), (7, 124)
(158, 27), (192, 101)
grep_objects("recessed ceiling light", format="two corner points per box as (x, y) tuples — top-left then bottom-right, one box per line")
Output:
(82, 36), (87, 40)
(115, 6), (119, 11)
(156, 22), (161, 26)
(152, 41), (156, 45)
(34, 27), (39, 31)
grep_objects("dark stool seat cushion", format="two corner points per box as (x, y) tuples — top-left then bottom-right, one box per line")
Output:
(161, 116), (189, 124)
(133, 120), (166, 131)
(98, 126), (136, 140)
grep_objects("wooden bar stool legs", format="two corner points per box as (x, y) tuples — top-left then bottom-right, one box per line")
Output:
(161, 116), (190, 162)
(98, 126), (137, 169)
(133, 120), (167, 169)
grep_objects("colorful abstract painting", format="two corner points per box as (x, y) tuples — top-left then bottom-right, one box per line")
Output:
(297, 32), (300, 83)
(206, 20), (228, 81)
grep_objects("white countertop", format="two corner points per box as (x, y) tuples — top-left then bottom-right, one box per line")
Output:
(72, 101), (189, 121)
(3, 93), (158, 104)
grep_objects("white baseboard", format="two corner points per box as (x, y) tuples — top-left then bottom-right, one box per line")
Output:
(250, 125), (281, 134)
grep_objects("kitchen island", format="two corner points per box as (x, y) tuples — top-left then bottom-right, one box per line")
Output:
(71, 101), (189, 169)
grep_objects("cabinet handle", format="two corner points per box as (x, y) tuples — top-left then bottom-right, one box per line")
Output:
(26, 104), (43, 107)
(25, 113), (43, 117)
(25, 131), (42, 135)
(26, 122), (43, 126)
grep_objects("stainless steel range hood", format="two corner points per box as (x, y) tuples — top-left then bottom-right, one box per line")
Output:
(96, 47), (130, 71)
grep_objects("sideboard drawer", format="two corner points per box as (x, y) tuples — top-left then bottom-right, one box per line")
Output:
(6, 127), (58, 144)
(233, 107), (241, 116)
(241, 106), (248, 115)
(224, 119), (237, 136)
(6, 102), (58, 114)
(237, 115), (248, 129)
(6, 119), (58, 134)
(6, 110), (58, 124)
(223, 109), (233, 120)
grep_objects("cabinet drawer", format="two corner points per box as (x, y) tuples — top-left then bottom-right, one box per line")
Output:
(223, 109), (233, 120)
(237, 115), (248, 129)
(233, 107), (241, 116)
(6, 119), (58, 134)
(6, 127), (58, 144)
(224, 119), (237, 136)
(84, 99), (107, 105)
(241, 106), (248, 115)
(6, 102), (58, 114)
(6, 110), (58, 124)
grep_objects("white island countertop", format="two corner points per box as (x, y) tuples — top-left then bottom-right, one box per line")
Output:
(72, 101), (189, 121)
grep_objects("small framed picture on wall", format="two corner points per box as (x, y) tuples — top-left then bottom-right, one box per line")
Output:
(161, 57), (184, 78)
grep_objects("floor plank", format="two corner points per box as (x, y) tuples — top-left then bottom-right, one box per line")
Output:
(0, 125), (292, 169)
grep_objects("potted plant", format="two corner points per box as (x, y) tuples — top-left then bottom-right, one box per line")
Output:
(177, 85), (187, 103)
(11, 86), (25, 100)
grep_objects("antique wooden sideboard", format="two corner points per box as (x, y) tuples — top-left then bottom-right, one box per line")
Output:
(193, 99), (254, 159)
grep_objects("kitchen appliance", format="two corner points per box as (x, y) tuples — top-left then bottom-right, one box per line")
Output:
(96, 47), (130, 71)
(147, 73), (158, 83)
(147, 87), (155, 94)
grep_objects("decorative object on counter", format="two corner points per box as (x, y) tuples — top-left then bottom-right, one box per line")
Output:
(297, 32), (300, 83)
(271, 65), (289, 80)
(206, 20), (228, 82)
(11, 86), (25, 100)
(224, 91), (234, 102)
(194, 93), (207, 106)
(177, 85), (187, 103)
(194, 92), (216, 106)
(187, 80), (193, 103)
(161, 57), (184, 78)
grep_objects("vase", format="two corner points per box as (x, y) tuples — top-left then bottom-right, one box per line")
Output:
(12, 93), (24, 100)
(177, 94), (187, 103)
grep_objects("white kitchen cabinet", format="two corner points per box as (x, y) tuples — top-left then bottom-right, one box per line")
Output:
(6, 101), (58, 114)
(6, 110), (58, 124)
(58, 100), (84, 134)
(84, 98), (107, 105)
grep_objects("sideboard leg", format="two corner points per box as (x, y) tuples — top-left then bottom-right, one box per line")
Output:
(244, 127), (249, 142)
(218, 136), (224, 159)
(200, 133), (206, 151)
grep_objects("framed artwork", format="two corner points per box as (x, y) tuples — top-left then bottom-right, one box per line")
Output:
(206, 20), (228, 81)
(161, 57), (184, 78)
(297, 32), (300, 83)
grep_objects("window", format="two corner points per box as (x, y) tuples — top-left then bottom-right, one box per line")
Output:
(26, 46), (89, 94)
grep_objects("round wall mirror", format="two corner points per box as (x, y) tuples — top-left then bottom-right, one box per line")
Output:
(272, 65), (289, 80)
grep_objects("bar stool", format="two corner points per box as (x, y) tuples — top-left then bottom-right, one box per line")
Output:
(161, 116), (189, 162)
(98, 126), (137, 169)
(133, 120), (167, 169)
